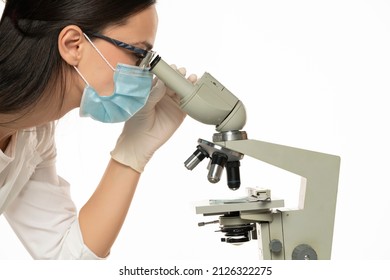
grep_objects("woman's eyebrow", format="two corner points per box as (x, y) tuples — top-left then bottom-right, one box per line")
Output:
(132, 41), (154, 50)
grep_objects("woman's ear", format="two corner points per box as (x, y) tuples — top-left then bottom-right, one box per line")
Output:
(58, 25), (85, 66)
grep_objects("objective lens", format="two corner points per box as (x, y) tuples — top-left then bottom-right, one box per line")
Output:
(184, 145), (209, 170)
(226, 161), (241, 190)
(207, 152), (228, 183)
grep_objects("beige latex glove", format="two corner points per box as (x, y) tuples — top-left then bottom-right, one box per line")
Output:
(111, 67), (197, 173)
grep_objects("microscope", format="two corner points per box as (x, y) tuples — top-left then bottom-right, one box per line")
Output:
(147, 55), (340, 260)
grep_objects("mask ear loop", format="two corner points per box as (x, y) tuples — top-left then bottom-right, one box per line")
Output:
(73, 33), (117, 86)
(73, 66), (90, 86)
(83, 33), (115, 71)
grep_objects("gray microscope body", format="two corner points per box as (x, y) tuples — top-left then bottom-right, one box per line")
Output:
(149, 55), (340, 260)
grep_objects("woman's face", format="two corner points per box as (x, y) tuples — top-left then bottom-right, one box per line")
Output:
(75, 5), (158, 97)
(0, 5), (158, 132)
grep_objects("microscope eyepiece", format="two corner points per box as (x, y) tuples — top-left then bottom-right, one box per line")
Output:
(149, 54), (161, 70)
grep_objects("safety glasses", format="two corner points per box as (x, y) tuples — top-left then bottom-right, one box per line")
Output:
(88, 33), (156, 69)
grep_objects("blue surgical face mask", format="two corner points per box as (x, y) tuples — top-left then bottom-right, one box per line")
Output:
(74, 35), (153, 123)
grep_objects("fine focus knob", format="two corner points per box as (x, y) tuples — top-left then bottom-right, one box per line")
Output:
(269, 239), (283, 253)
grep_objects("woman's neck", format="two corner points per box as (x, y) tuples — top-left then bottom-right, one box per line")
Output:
(0, 114), (20, 152)
(0, 129), (15, 152)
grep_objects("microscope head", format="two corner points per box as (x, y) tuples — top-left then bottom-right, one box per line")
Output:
(149, 55), (247, 190)
(149, 55), (247, 132)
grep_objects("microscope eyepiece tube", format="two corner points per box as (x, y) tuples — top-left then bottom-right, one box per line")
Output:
(149, 55), (194, 100)
(149, 55), (246, 131)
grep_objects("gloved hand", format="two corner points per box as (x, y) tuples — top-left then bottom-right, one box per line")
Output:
(111, 67), (197, 173)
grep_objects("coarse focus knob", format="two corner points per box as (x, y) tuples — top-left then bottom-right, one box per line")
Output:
(292, 244), (318, 260)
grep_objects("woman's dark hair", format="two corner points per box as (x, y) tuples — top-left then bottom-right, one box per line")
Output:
(0, 0), (156, 116)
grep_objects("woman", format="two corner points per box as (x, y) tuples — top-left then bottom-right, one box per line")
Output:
(0, 0), (194, 259)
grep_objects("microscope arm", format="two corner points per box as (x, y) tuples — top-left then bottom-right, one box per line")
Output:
(216, 139), (341, 259)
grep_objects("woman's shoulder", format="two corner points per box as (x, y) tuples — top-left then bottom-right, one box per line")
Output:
(35, 121), (56, 140)
(19, 122), (56, 154)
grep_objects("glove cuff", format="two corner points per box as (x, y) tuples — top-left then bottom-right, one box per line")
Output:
(110, 135), (146, 173)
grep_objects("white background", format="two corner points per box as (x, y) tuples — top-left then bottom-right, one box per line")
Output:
(1, 0), (390, 260)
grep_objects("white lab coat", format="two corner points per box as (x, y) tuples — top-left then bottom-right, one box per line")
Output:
(0, 122), (103, 259)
